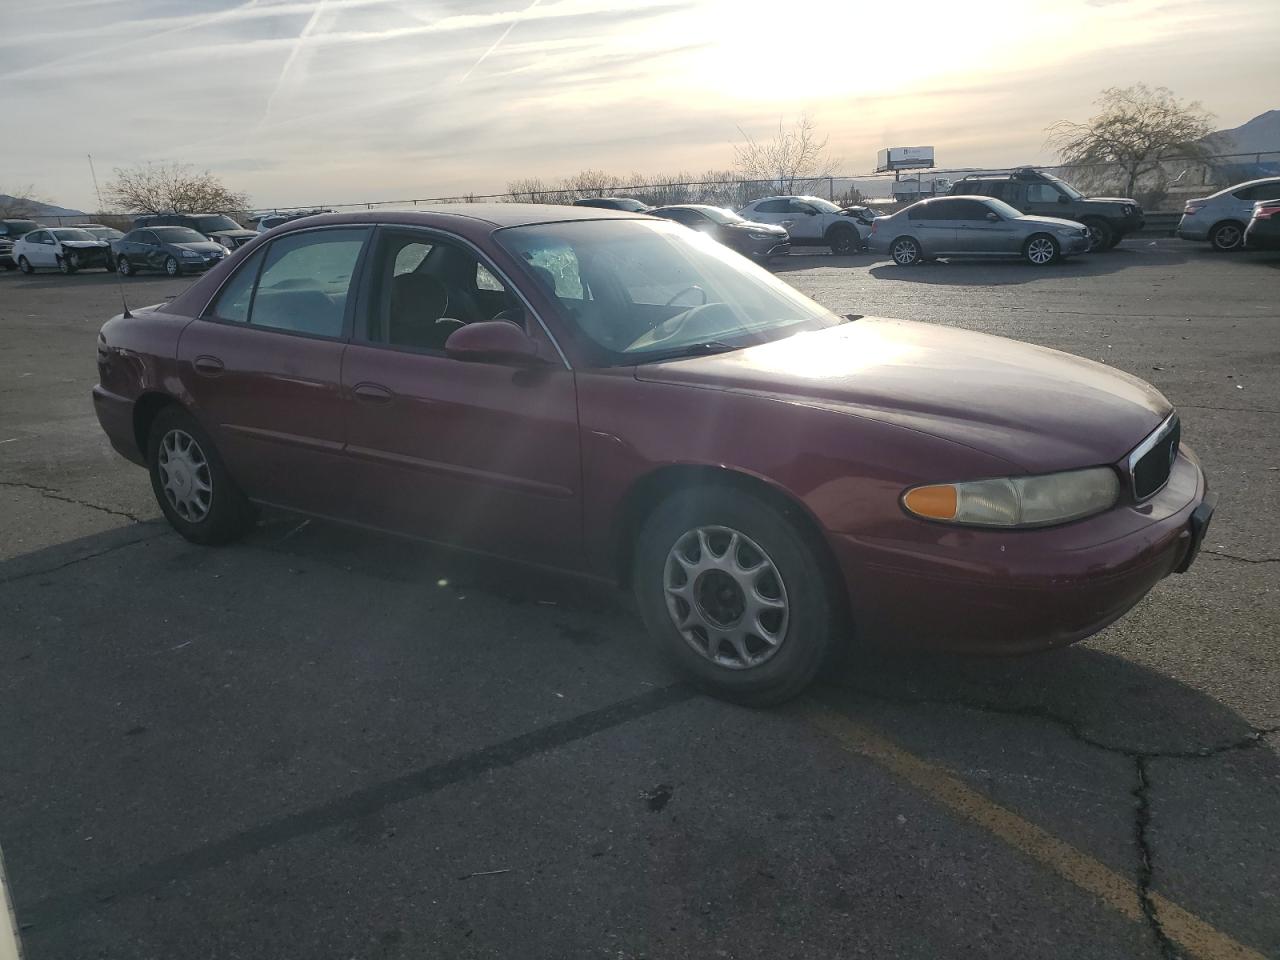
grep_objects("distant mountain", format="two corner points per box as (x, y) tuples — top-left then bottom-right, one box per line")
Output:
(0, 195), (87, 219)
(1204, 110), (1280, 155)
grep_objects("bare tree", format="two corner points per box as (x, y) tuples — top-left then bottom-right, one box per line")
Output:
(732, 114), (839, 195)
(104, 162), (250, 214)
(1048, 85), (1213, 197)
(0, 186), (45, 218)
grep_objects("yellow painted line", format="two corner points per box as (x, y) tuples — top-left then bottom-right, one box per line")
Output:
(803, 702), (1267, 960)
(0, 843), (23, 960)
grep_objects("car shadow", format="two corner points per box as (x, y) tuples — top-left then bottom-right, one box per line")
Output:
(864, 243), (1195, 286)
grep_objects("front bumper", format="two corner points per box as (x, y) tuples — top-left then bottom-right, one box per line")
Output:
(1063, 234), (1092, 255)
(829, 447), (1210, 654)
(65, 248), (112, 268)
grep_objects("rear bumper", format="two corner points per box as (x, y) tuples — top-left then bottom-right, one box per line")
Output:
(1176, 214), (1209, 241)
(829, 448), (1210, 654)
(92, 385), (145, 466)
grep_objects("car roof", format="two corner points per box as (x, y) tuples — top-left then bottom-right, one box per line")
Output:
(749, 195), (825, 203)
(269, 203), (648, 233)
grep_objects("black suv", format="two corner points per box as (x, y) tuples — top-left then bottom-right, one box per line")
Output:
(132, 213), (257, 249)
(949, 169), (1143, 251)
(0, 219), (41, 270)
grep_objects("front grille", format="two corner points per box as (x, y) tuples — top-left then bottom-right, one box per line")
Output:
(1129, 415), (1180, 500)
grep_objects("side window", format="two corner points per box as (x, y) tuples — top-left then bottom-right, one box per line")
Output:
(250, 228), (368, 337)
(952, 199), (994, 220)
(908, 202), (939, 221)
(754, 199), (788, 214)
(365, 231), (517, 351)
(207, 248), (265, 323)
(1026, 184), (1059, 203)
(789, 199), (818, 214)
(926, 199), (964, 220)
(1233, 184), (1259, 201)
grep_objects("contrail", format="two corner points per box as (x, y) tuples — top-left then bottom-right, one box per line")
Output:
(460, 0), (543, 82)
(262, 0), (331, 125)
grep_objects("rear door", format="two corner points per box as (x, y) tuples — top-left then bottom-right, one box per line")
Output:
(746, 199), (791, 230)
(906, 200), (958, 253)
(340, 226), (582, 567)
(24, 231), (55, 267)
(178, 226), (371, 516)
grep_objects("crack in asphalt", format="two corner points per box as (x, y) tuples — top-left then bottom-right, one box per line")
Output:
(0, 480), (142, 523)
(1203, 549), (1280, 565)
(0, 529), (167, 585)
(825, 682), (1279, 956)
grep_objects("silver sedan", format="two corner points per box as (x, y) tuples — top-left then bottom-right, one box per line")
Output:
(868, 196), (1093, 266)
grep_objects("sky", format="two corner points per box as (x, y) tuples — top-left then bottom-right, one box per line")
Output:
(4, 0), (1278, 212)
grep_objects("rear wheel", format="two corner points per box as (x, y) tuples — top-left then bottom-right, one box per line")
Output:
(634, 485), (842, 706)
(117, 256), (134, 276)
(890, 236), (921, 265)
(147, 406), (255, 545)
(164, 255), (181, 276)
(18, 256), (33, 274)
(1023, 233), (1060, 265)
(1209, 220), (1245, 252)
(1081, 218), (1112, 252)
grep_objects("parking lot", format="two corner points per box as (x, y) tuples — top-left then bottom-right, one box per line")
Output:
(2, 240), (1278, 959)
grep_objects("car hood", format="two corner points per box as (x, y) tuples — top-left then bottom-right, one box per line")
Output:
(207, 229), (257, 239)
(1089, 197), (1139, 204)
(60, 240), (110, 249)
(174, 241), (228, 254)
(634, 318), (1170, 472)
(726, 220), (788, 236)
(1019, 215), (1089, 230)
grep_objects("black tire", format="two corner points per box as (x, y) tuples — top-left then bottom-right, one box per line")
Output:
(1105, 233), (1124, 250)
(58, 256), (77, 275)
(164, 255), (182, 277)
(18, 256), (33, 275)
(889, 235), (921, 266)
(827, 227), (859, 255)
(147, 405), (255, 545)
(117, 256), (134, 277)
(1081, 219), (1112, 252)
(1209, 220), (1245, 252)
(1023, 233), (1060, 266)
(633, 485), (842, 706)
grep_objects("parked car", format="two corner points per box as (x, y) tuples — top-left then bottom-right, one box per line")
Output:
(572, 197), (651, 212)
(72, 223), (125, 242)
(1, 218), (41, 267)
(112, 226), (230, 276)
(647, 204), (790, 261)
(1177, 177), (1280, 251)
(1243, 197), (1280, 250)
(868, 195), (1092, 265)
(0, 237), (12, 270)
(92, 205), (1213, 705)
(133, 213), (257, 250)
(13, 227), (113, 273)
(737, 196), (866, 254)
(949, 169), (1143, 251)
(255, 209), (334, 233)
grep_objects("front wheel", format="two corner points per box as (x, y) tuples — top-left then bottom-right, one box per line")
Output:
(117, 256), (134, 276)
(1023, 233), (1060, 265)
(18, 256), (33, 274)
(890, 236), (922, 265)
(1209, 221), (1244, 252)
(164, 255), (181, 276)
(58, 256), (77, 275)
(633, 485), (842, 706)
(147, 406), (255, 545)
(1081, 219), (1113, 252)
(828, 228), (859, 255)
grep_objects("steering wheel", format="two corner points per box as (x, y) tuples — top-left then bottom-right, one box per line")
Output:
(664, 284), (707, 307)
(625, 301), (732, 351)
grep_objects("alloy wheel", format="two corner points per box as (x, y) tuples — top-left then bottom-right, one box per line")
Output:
(157, 429), (213, 523)
(891, 239), (919, 265)
(663, 525), (789, 670)
(1027, 237), (1056, 265)
(165, 256), (179, 276)
(1213, 224), (1242, 251)
(118, 257), (132, 276)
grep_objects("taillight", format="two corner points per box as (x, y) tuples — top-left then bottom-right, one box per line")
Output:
(1184, 201), (1205, 215)
(1256, 204), (1280, 220)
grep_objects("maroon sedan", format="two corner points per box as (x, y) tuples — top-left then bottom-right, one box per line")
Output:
(93, 205), (1214, 704)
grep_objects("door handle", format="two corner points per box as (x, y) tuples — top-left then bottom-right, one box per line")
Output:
(352, 382), (393, 404)
(193, 355), (224, 376)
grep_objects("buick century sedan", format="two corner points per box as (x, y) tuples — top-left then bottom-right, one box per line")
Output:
(93, 205), (1214, 704)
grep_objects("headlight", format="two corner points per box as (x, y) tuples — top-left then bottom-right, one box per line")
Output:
(747, 231), (775, 240)
(181, 250), (201, 258)
(902, 467), (1120, 528)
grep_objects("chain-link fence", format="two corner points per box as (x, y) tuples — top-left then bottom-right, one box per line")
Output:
(30, 150), (1280, 226)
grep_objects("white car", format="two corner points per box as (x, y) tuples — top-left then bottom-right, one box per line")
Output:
(737, 195), (869, 254)
(12, 227), (113, 274)
(1177, 176), (1280, 251)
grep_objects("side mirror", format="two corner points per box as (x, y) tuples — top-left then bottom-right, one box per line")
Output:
(445, 321), (545, 366)
(986, 211), (1000, 221)
(804, 209), (818, 216)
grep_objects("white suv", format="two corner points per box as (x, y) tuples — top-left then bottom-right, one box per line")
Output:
(738, 196), (868, 254)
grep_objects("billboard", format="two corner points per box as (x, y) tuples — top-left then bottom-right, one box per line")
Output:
(876, 146), (935, 172)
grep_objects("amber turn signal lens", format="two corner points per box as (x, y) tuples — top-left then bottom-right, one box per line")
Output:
(903, 484), (958, 520)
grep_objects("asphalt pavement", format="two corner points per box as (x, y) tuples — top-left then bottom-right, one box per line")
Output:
(1, 241), (1277, 959)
